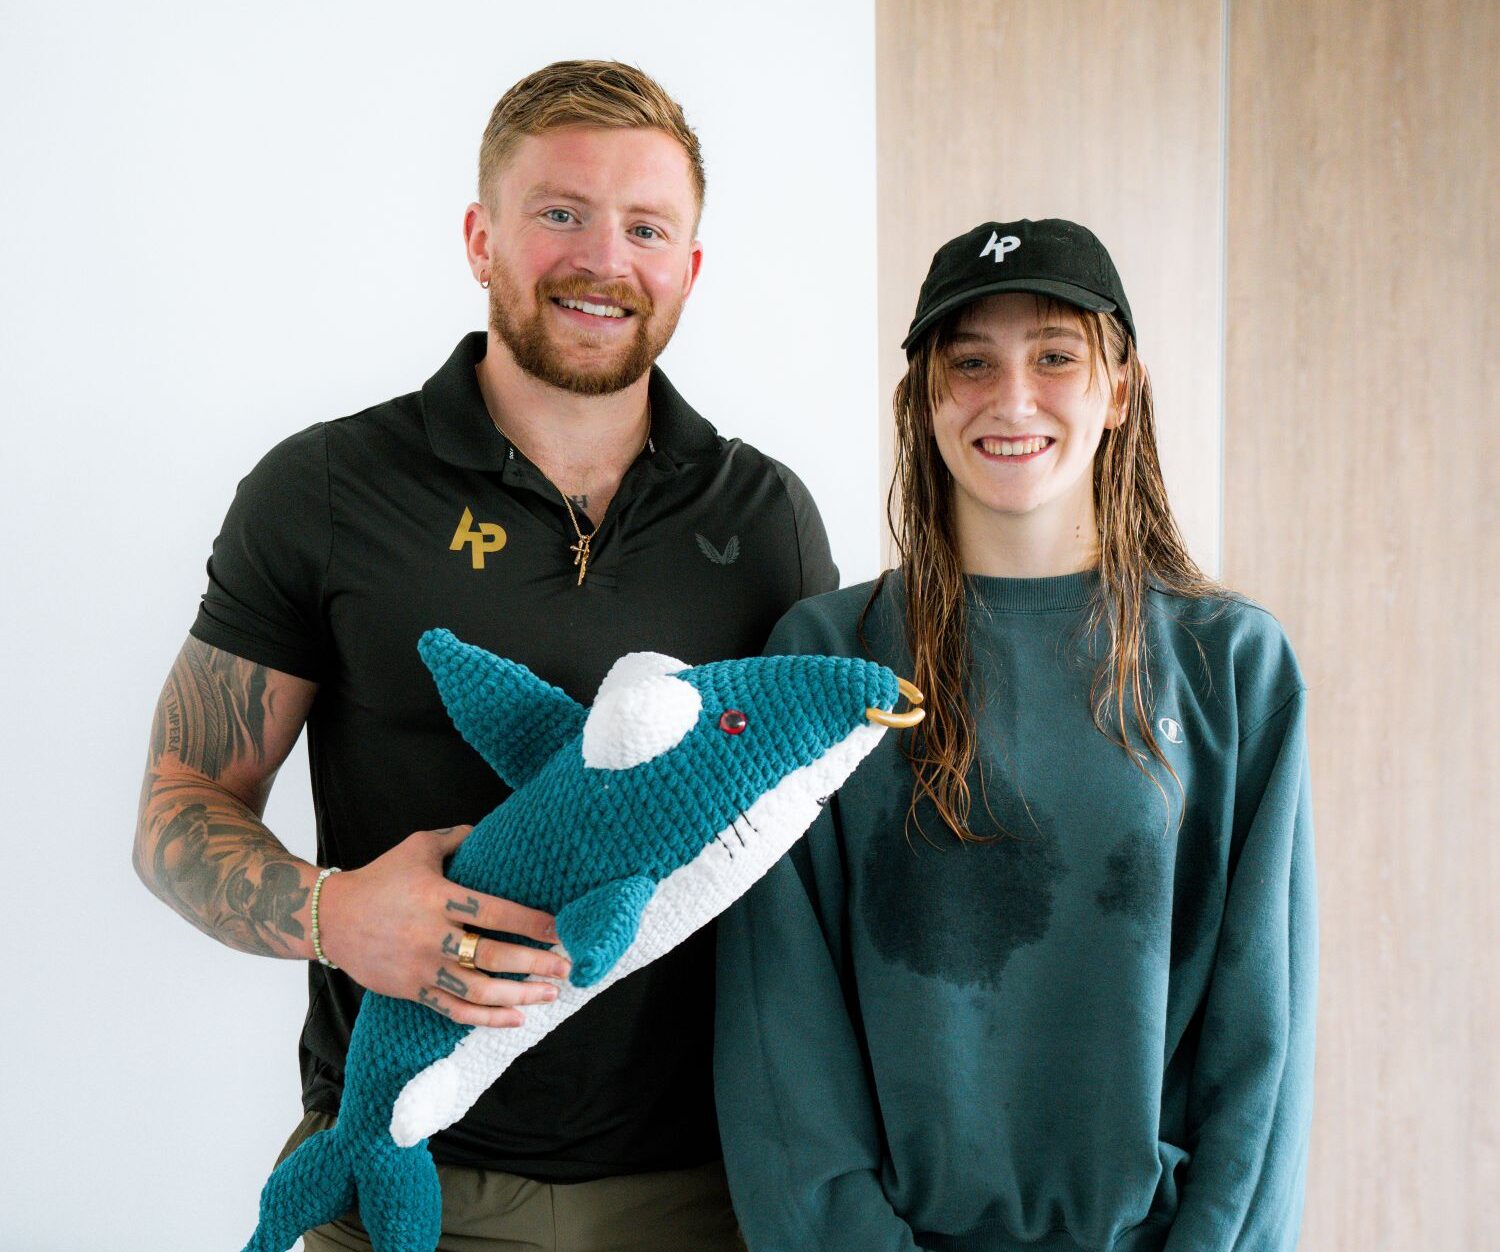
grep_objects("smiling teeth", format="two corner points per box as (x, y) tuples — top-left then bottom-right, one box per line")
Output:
(980, 436), (1050, 456)
(557, 298), (627, 318)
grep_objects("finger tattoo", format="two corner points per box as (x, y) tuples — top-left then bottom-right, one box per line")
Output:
(441, 932), (463, 958)
(418, 988), (452, 1018)
(435, 967), (468, 996)
(446, 895), (480, 918)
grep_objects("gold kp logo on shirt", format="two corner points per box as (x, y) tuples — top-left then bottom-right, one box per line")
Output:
(450, 507), (507, 569)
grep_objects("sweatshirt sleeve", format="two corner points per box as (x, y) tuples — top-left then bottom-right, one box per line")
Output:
(715, 802), (925, 1252)
(1163, 688), (1318, 1251)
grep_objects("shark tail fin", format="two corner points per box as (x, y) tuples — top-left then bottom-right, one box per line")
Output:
(349, 1145), (444, 1252)
(243, 1122), (444, 1252)
(418, 628), (587, 789)
(242, 1123), (358, 1252)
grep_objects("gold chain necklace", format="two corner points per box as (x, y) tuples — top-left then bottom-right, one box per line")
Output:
(556, 488), (598, 586)
(492, 409), (650, 587)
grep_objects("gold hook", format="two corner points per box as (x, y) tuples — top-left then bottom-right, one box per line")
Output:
(866, 676), (925, 729)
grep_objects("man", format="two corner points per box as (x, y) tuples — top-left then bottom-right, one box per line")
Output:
(133, 60), (836, 1250)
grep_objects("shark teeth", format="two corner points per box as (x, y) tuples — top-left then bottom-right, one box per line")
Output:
(556, 297), (628, 318)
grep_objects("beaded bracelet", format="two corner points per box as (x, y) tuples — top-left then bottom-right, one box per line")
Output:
(311, 866), (341, 969)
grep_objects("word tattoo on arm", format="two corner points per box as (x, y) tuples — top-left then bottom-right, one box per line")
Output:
(152, 640), (273, 778)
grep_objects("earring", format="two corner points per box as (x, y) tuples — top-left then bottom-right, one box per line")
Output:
(480, 274), (490, 290)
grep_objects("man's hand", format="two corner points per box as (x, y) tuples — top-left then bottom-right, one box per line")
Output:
(316, 825), (569, 1028)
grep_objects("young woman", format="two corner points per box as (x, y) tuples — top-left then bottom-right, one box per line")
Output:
(715, 219), (1316, 1252)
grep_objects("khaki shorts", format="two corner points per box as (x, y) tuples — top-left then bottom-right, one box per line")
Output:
(273, 1111), (744, 1252)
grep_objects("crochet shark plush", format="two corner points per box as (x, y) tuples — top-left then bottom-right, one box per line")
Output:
(244, 628), (921, 1252)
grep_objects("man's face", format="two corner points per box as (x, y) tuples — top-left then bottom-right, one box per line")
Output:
(480, 125), (702, 396)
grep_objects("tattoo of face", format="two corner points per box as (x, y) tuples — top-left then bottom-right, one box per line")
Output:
(568, 493), (589, 511)
(446, 895), (480, 918)
(418, 988), (452, 1018)
(148, 797), (309, 956)
(151, 640), (272, 777)
(435, 967), (468, 996)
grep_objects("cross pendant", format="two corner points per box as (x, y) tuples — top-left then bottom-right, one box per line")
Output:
(571, 536), (591, 586)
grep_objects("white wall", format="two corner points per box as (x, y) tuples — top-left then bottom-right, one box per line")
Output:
(0, 4), (876, 1248)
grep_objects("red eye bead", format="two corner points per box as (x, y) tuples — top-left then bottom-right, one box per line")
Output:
(719, 709), (748, 735)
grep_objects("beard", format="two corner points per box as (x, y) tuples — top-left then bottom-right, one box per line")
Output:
(487, 265), (684, 397)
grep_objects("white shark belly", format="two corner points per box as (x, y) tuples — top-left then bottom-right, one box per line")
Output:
(389, 722), (885, 1147)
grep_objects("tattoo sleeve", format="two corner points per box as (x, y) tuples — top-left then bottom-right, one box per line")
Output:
(136, 640), (317, 958)
(150, 639), (272, 777)
(139, 777), (312, 956)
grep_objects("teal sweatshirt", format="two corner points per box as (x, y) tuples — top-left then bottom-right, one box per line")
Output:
(715, 572), (1316, 1252)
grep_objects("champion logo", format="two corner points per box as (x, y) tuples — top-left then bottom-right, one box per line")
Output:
(695, 533), (739, 566)
(1157, 717), (1184, 745)
(980, 230), (1021, 263)
(450, 507), (507, 570)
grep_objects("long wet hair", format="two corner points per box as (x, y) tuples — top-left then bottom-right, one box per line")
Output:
(876, 296), (1219, 843)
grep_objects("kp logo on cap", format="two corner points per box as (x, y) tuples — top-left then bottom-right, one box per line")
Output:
(980, 230), (1020, 263)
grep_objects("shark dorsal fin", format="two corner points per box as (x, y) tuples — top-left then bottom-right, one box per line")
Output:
(418, 628), (586, 789)
(582, 652), (700, 771)
(593, 651), (687, 696)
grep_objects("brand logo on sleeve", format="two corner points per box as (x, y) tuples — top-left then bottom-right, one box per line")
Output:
(1157, 716), (1184, 745)
(451, 507), (507, 570)
(980, 231), (1021, 263)
(695, 533), (739, 566)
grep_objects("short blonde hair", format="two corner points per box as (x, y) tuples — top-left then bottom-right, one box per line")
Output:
(478, 60), (705, 215)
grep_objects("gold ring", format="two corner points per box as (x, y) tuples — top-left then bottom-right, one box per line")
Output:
(456, 931), (480, 971)
(866, 676), (926, 730)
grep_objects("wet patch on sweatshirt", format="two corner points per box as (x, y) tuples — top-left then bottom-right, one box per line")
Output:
(1169, 820), (1224, 972)
(1095, 835), (1168, 925)
(859, 797), (1065, 990)
(1094, 817), (1225, 970)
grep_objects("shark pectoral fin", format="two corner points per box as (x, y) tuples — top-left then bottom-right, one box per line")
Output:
(556, 876), (657, 988)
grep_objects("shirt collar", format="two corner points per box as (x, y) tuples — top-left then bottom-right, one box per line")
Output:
(421, 332), (720, 472)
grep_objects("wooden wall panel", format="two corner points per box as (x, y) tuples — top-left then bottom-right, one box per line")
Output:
(876, 0), (1226, 571)
(1225, 1), (1500, 1247)
(879, 0), (1498, 1245)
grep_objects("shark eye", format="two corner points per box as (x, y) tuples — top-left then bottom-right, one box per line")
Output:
(718, 709), (748, 736)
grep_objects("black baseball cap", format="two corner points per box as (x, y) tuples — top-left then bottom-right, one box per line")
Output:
(901, 218), (1135, 352)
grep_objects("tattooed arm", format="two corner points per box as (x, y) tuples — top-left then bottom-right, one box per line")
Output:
(133, 638), (567, 1025)
(134, 638), (321, 958)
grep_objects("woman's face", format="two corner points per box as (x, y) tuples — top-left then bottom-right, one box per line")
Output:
(932, 293), (1120, 535)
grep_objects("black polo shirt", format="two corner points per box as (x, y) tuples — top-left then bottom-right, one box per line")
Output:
(190, 332), (837, 1179)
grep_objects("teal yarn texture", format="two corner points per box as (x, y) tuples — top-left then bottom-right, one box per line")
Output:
(242, 628), (900, 1252)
